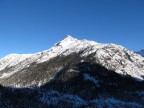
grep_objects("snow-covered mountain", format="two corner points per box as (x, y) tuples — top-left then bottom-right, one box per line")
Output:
(0, 35), (144, 107)
(0, 35), (144, 87)
(136, 49), (144, 57)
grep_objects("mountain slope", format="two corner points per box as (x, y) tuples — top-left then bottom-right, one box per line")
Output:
(0, 60), (144, 107)
(0, 35), (144, 107)
(0, 35), (144, 87)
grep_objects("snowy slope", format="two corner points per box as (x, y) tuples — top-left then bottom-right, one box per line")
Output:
(0, 54), (33, 78)
(0, 35), (144, 87)
(0, 54), (33, 71)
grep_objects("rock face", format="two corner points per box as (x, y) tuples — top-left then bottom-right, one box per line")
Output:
(0, 35), (144, 107)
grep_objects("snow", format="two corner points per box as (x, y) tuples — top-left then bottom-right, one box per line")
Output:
(0, 72), (15, 79)
(38, 39), (144, 81)
(36, 35), (98, 63)
(40, 90), (85, 107)
(39, 90), (143, 107)
(83, 73), (99, 87)
(0, 54), (32, 71)
(0, 54), (33, 78)
(0, 35), (144, 86)
(90, 98), (143, 108)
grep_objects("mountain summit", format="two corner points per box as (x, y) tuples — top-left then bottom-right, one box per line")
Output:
(0, 36), (144, 86)
(0, 36), (144, 107)
(63, 35), (77, 41)
(55, 35), (79, 46)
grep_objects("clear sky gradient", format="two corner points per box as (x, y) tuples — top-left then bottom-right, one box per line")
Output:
(0, 0), (144, 58)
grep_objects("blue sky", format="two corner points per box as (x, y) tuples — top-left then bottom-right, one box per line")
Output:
(0, 0), (144, 58)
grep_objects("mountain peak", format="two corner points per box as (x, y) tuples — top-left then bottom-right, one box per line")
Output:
(63, 35), (77, 41)
(55, 35), (78, 46)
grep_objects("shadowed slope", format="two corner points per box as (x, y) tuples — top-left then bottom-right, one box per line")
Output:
(0, 61), (144, 107)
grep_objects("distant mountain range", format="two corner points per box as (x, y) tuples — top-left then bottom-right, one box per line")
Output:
(136, 49), (144, 57)
(0, 35), (144, 107)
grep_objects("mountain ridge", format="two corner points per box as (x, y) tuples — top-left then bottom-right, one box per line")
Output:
(0, 35), (144, 87)
(0, 35), (144, 107)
